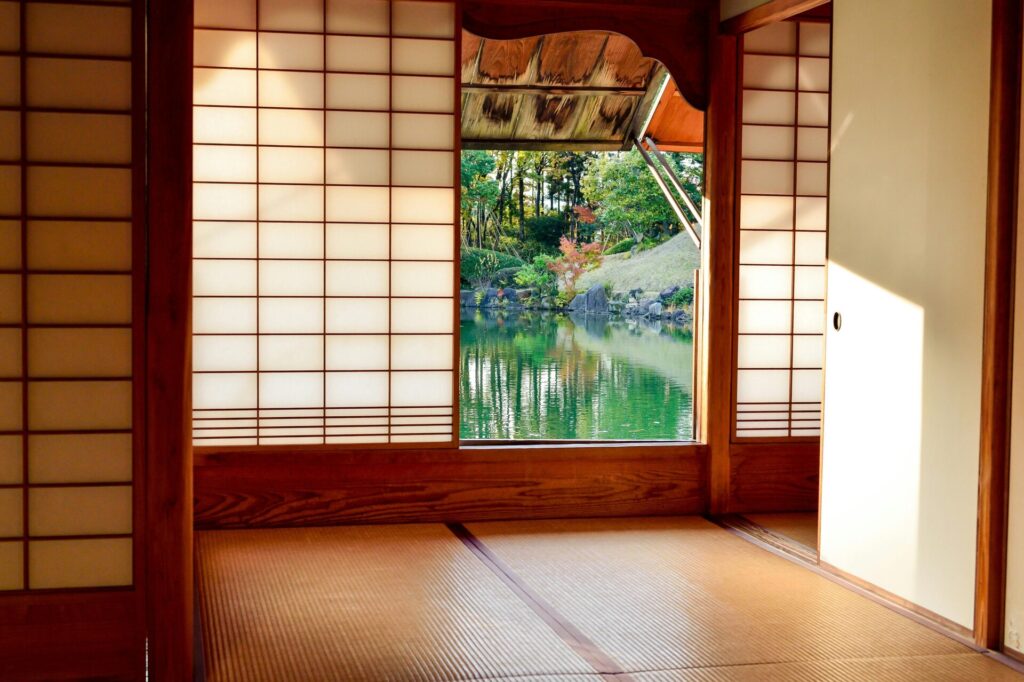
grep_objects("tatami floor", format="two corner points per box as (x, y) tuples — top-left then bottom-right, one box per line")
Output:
(197, 517), (1023, 681)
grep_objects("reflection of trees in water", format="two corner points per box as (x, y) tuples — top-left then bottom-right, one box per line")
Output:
(459, 310), (693, 440)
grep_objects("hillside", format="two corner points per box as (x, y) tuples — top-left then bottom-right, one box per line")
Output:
(577, 232), (700, 296)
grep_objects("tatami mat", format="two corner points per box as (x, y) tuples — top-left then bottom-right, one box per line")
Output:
(744, 512), (818, 549)
(466, 517), (1001, 674)
(197, 525), (593, 682)
(199, 518), (1024, 681)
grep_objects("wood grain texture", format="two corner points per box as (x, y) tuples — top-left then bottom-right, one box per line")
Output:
(462, 0), (712, 111)
(976, 0), (1023, 652)
(702, 33), (740, 513)
(720, 0), (831, 34)
(194, 445), (707, 528)
(0, 591), (143, 680)
(644, 80), (705, 153)
(728, 441), (819, 513)
(146, 0), (194, 678)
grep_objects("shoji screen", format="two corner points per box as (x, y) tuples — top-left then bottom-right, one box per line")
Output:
(0, 0), (138, 591)
(734, 20), (829, 438)
(192, 0), (457, 446)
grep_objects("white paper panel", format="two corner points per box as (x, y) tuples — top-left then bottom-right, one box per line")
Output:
(792, 335), (823, 369)
(391, 371), (451, 406)
(796, 161), (828, 196)
(391, 224), (452, 260)
(259, 70), (324, 108)
(391, 297), (451, 333)
(326, 260), (389, 296)
(327, 35), (389, 72)
(742, 90), (795, 125)
(260, 222), (323, 258)
(794, 231), (826, 264)
(326, 186), (389, 222)
(326, 0), (389, 35)
(194, 183), (257, 220)
(29, 486), (131, 536)
(392, 150), (453, 186)
(392, 261), (451, 297)
(738, 300), (791, 334)
(261, 0), (324, 32)
(195, 106), (258, 145)
(744, 22), (796, 55)
(28, 433), (131, 484)
(28, 275), (131, 324)
(326, 149), (389, 185)
(29, 538), (131, 589)
(259, 147), (324, 184)
(793, 265), (825, 299)
(327, 73), (389, 110)
(392, 1), (454, 38)
(797, 91), (830, 126)
(196, 0), (256, 29)
(793, 300), (825, 334)
(740, 230), (792, 264)
(259, 108), (324, 146)
(194, 372), (258, 410)
(392, 334), (451, 370)
(392, 76), (454, 113)
(743, 55), (795, 90)
(792, 369), (823, 402)
(194, 260), (256, 296)
(27, 112), (131, 164)
(795, 196), (828, 230)
(259, 32), (323, 70)
(797, 126), (829, 161)
(194, 298), (257, 334)
(194, 145), (257, 182)
(739, 265), (792, 299)
(737, 335), (790, 369)
(736, 369), (789, 403)
(28, 328), (131, 378)
(326, 298), (388, 333)
(194, 67), (256, 106)
(742, 125), (794, 160)
(392, 113), (454, 149)
(741, 160), (794, 195)
(194, 335), (257, 372)
(326, 371), (388, 407)
(799, 22), (830, 57)
(326, 223), (390, 259)
(260, 184), (324, 221)
(194, 29), (256, 67)
(260, 298), (324, 333)
(260, 260), (324, 296)
(392, 38), (454, 76)
(28, 380), (132, 431)
(326, 335), (388, 370)
(326, 111), (389, 148)
(798, 58), (830, 91)
(392, 187), (453, 223)
(260, 372), (324, 408)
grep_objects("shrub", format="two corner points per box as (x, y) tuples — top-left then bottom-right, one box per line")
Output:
(461, 248), (524, 288)
(667, 285), (694, 308)
(548, 237), (603, 298)
(604, 237), (635, 255)
(514, 254), (558, 296)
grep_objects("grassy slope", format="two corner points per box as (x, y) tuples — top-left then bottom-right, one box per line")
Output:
(577, 232), (700, 296)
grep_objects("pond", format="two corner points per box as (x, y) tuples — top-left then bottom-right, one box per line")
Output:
(459, 310), (694, 440)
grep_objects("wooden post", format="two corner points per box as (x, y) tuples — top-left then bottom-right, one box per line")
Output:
(146, 0), (194, 677)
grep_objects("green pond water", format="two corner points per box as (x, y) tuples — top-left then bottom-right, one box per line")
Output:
(459, 310), (694, 440)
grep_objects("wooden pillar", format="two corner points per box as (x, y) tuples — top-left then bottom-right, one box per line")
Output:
(702, 28), (739, 514)
(146, 0), (194, 677)
(975, 0), (1023, 651)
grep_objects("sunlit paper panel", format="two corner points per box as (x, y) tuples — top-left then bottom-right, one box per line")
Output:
(392, 335), (452, 369)
(742, 125), (794, 160)
(798, 58), (830, 92)
(743, 55), (795, 90)
(742, 90), (795, 125)
(739, 265), (791, 299)
(737, 335), (790, 369)
(737, 369), (789, 404)
(740, 230), (792, 264)
(799, 23), (831, 57)
(797, 127), (829, 161)
(192, 0), (456, 446)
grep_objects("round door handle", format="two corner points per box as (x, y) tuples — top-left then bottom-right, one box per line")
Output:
(833, 312), (842, 331)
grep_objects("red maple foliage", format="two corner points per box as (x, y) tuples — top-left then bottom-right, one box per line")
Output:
(547, 236), (603, 296)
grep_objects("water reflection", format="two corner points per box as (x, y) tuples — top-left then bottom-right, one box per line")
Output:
(459, 309), (694, 440)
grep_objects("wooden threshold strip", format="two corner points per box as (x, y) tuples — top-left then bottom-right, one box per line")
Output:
(446, 522), (635, 681)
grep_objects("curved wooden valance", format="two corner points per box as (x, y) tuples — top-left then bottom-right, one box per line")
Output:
(462, 0), (713, 111)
